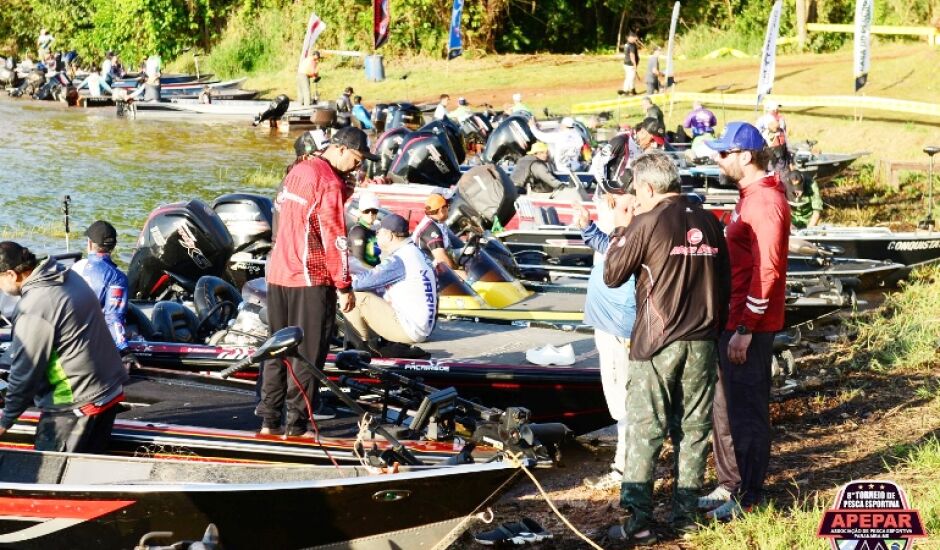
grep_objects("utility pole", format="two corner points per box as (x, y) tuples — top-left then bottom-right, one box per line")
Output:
(796, 0), (808, 51)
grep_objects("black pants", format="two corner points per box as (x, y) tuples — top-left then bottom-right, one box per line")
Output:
(712, 330), (774, 507)
(256, 284), (336, 431)
(34, 408), (119, 454)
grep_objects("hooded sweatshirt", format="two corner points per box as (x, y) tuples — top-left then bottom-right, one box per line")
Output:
(0, 258), (127, 429)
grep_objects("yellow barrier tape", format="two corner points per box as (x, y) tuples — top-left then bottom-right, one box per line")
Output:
(572, 91), (940, 119)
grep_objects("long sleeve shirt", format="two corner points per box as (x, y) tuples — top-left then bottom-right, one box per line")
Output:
(72, 254), (129, 351)
(582, 222), (636, 339)
(725, 173), (790, 332)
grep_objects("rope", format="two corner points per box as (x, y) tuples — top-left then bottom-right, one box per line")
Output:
(505, 452), (604, 550)
(353, 412), (384, 474)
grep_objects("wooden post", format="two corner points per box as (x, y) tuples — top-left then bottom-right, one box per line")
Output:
(796, 0), (808, 51)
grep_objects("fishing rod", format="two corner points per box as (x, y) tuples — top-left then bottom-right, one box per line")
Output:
(62, 195), (71, 252)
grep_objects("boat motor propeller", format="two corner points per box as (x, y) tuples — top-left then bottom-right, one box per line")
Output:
(219, 326), (303, 378)
(920, 146), (939, 231)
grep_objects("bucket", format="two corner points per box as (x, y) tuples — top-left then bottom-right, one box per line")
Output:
(364, 55), (385, 82)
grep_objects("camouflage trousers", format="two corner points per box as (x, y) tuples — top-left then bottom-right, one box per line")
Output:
(620, 339), (717, 529)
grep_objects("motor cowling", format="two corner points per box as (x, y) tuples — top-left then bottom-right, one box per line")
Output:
(481, 115), (535, 164)
(211, 193), (273, 287)
(128, 199), (235, 300)
(387, 130), (461, 187)
(253, 94), (290, 126)
(419, 118), (466, 165)
(366, 127), (408, 178)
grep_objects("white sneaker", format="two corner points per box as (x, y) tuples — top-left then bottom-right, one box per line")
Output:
(525, 344), (576, 366)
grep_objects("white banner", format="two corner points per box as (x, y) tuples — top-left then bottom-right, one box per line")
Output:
(297, 13), (327, 72)
(853, 0), (873, 91)
(665, 2), (680, 87)
(756, 0), (783, 107)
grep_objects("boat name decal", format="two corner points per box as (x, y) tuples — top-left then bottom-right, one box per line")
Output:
(887, 240), (940, 251)
(403, 363), (450, 372)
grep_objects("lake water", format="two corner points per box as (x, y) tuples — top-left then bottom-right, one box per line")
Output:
(0, 98), (294, 264)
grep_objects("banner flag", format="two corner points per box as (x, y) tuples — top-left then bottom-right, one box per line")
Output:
(447, 0), (464, 60)
(756, 0), (783, 107)
(374, 0), (391, 49)
(853, 0), (873, 91)
(298, 13), (326, 72)
(665, 2), (680, 87)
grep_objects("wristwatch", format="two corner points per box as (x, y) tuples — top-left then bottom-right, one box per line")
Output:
(735, 325), (751, 335)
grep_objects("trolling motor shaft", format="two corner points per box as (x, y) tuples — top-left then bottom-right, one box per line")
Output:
(921, 146), (939, 231)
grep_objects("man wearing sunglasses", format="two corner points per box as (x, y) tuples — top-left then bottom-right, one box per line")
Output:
(349, 193), (382, 268)
(260, 127), (379, 437)
(699, 121), (790, 521)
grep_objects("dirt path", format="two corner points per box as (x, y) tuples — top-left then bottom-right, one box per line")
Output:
(449, 322), (940, 549)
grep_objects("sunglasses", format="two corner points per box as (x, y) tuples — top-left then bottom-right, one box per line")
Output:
(717, 149), (742, 159)
(362, 209), (378, 215)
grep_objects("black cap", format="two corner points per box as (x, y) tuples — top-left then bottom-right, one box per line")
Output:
(85, 220), (117, 248)
(635, 117), (663, 137)
(379, 214), (409, 236)
(331, 127), (379, 161)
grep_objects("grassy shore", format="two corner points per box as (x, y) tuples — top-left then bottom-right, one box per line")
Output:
(169, 41), (940, 164)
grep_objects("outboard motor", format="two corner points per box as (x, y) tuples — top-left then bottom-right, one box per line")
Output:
(366, 127), (409, 178)
(371, 103), (390, 133)
(447, 164), (517, 230)
(386, 103), (424, 131)
(34, 72), (69, 101)
(253, 94), (290, 126)
(419, 118), (466, 165)
(481, 115), (536, 164)
(127, 199), (235, 301)
(211, 193), (273, 287)
(387, 130), (461, 186)
(459, 114), (493, 150)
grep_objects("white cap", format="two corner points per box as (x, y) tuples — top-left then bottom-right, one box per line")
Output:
(764, 101), (780, 112)
(358, 193), (380, 212)
(512, 93), (522, 103)
(561, 116), (576, 128)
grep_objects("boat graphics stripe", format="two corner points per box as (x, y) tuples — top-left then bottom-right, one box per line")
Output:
(0, 498), (134, 543)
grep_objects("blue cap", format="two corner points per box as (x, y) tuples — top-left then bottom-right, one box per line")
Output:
(705, 121), (765, 152)
(379, 213), (409, 236)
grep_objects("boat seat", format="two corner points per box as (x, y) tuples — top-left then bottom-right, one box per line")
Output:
(150, 301), (200, 343)
(125, 302), (157, 341)
(194, 276), (243, 333)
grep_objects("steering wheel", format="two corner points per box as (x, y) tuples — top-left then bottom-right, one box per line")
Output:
(195, 300), (238, 339)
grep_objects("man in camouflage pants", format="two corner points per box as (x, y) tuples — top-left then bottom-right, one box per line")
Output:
(603, 151), (729, 544)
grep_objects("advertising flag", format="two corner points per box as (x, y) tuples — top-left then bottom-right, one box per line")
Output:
(374, 0), (391, 49)
(447, 0), (465, 60)
(665, 2), (680, 88)
(297, 13), (326, 72)
(853, 0), (873, 91)
(756, 0), (783, 107)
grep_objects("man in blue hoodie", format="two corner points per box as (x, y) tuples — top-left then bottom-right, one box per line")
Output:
(0, 241), (127, 453)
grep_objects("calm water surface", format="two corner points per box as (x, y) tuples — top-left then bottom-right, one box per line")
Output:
(0, 98), (295, 264)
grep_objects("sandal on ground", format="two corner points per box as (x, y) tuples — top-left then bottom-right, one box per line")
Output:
(606, 523), (658, 546)
(473, 517), (552, 546)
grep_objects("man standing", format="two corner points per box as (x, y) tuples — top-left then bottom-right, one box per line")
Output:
(755, 101), (789, 172)
(296, 50), (321, 107)
(575, 175), (637, 491)
(645, 46), (662, 95)
(72, 220), (129, 353)
(603, 152), (729, 543)
(699, 122), (789, 521)
(642, 96), (665, 135)
(511, 142), (569, 194)
(434, 94), (450, 120)
(259, 127), (378, 437)
(528, 116), (586, 172)
(620, 33), (640, 96)
(0, 242), (128, 453)
(37, 29), (54, 59)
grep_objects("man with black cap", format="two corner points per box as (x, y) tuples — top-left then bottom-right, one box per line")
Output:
(73, 220), (130, 354)
(0, 241), (127, 453)
(342, 213), (436, 358)
(261, 127), (379, 437)
(698, 121), (789, 521)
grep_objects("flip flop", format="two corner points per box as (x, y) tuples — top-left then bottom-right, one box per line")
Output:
(473, 517), (552, 546)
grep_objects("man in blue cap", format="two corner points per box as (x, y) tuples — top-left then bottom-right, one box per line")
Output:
(342, 213), (436, 358)
(698, 122), (790, 521)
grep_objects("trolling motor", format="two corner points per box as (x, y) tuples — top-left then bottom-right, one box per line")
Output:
(920, 146), (939, 231)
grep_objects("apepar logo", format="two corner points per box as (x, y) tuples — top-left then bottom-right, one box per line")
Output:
(817, 480), (927, 550)
(687, 228), (703, 245)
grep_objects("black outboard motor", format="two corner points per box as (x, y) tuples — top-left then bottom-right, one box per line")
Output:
(387, 130), (461, 186)
(371, 103), (389, 133)
(211, 193), (273, 287)
(127, 199), (235, 301)
(481, 115), (536, 164)
(386, 103), (424, 131)
(253, 94), (290, 126)
(34, 72), (69, 101)
(447, 164), (517, 231)
(419, 118), (466, 165)
(366, 127), (409, 178)
(459, 114), (493, 150)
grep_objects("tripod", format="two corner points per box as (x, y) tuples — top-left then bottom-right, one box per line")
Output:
(920, 146), (939, 231)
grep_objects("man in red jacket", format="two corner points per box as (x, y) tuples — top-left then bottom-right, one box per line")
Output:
(699, 122), (790, 520)
(258, 127), (378, 437)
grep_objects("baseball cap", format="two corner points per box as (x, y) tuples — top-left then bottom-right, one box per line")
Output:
(764, 101), (780, 112)
(561, 116), (576, 128)
(512, 93), (522, 103)
(705, 121), (765, 152)
(529, 141), (549, 154)
(635, 117), (663, 136)
(331, 127), (379, 161)
(457, 97), (468, 106)
(358, 193), (380, 212)
(425, 193), (448, 211)
(379, 214), (409, 236)
(85, 220), (118, 247)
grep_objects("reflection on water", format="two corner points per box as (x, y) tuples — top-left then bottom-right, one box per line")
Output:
(0, 98), (294, 264)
